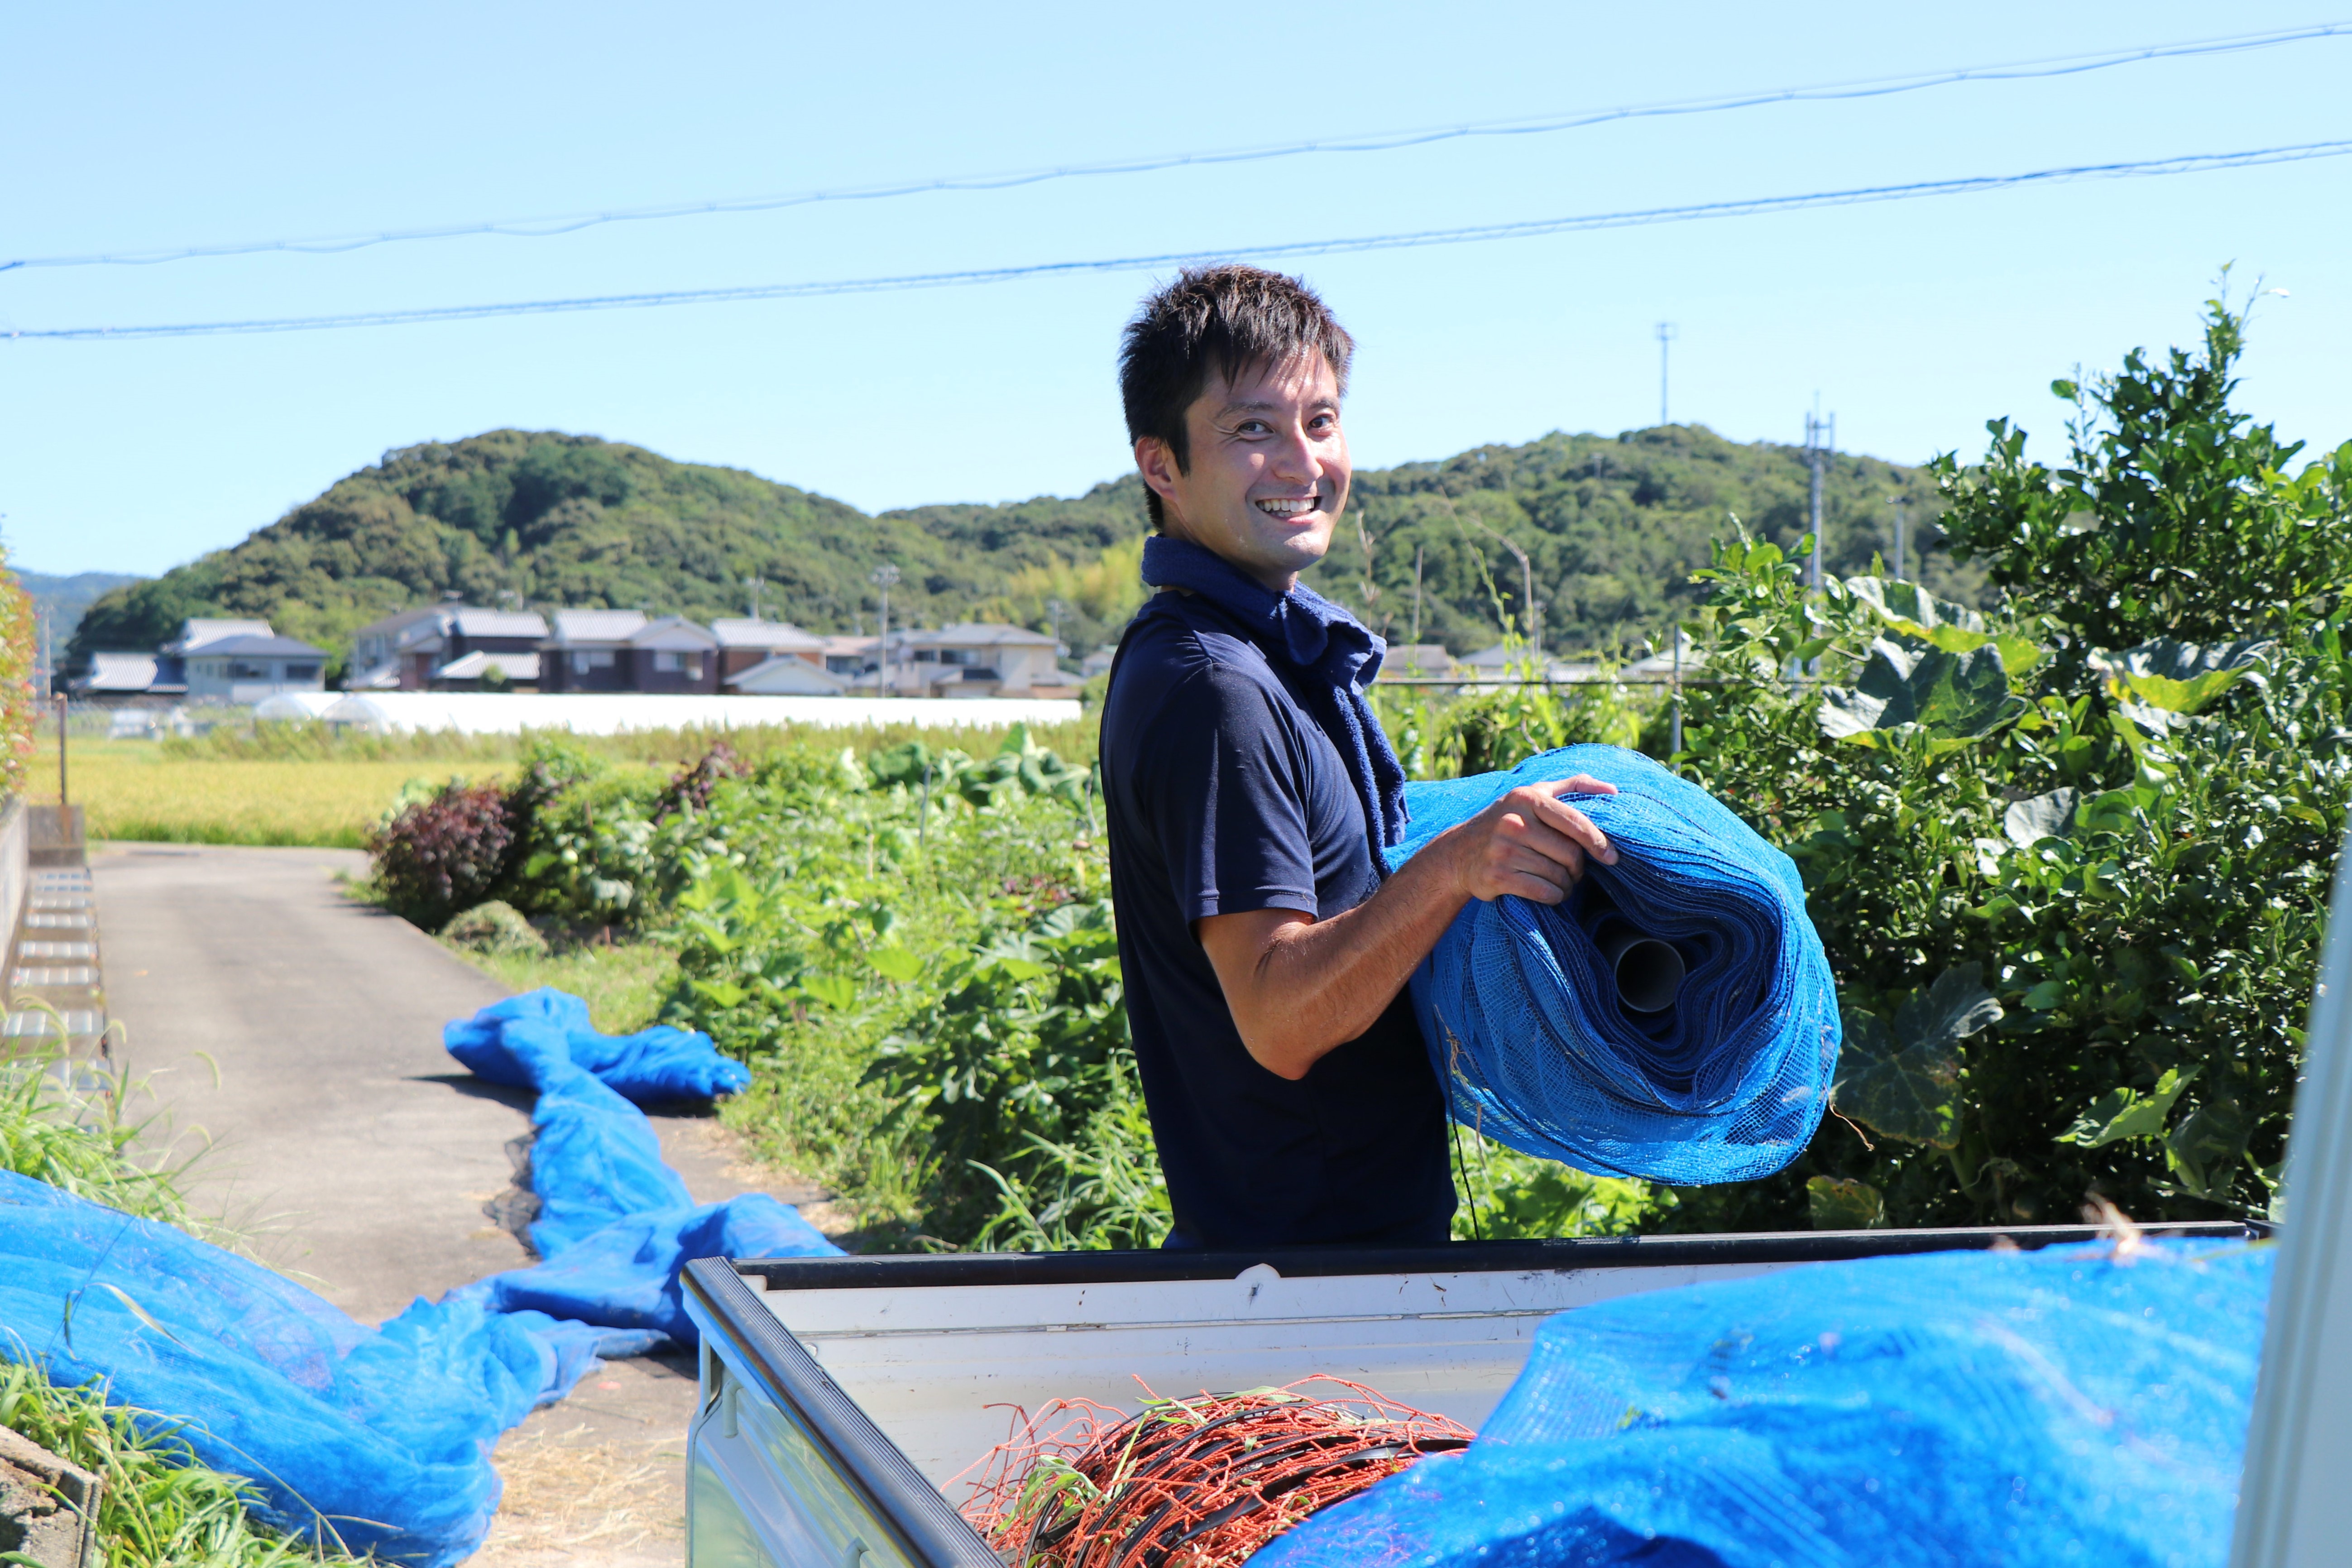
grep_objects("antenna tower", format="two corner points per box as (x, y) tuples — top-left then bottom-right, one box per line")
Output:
(1804, 408), (1836, 591)
(1655, 322), (1679, 426)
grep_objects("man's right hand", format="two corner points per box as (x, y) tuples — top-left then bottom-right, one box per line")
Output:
(1440, 776), (1620, 905)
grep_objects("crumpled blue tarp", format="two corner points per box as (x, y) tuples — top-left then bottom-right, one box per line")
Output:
(0, 987), (836, 1566)
(445, 987), (752, 1102)
(1256, 1238), (2270, 1568)
(0, 1169), (647, 1567)
(1389, 746), (1839, 1184)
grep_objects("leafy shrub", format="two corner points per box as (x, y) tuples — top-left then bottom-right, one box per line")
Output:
(1453, 1139), (1674, 1241)
(863, 903), (1131, 1243)
(1937, 292), (2352, 657)
(365, 780), (516, 928)
(0, 546), (36, 797)
(1644, 291), (2349, 1231)
(651, 740), (744, 822)
(439, 899), (548, 955)
(1388, 289), (2344, 1235)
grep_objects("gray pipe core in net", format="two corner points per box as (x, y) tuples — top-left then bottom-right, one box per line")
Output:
(1601, 929), (1685, 1014)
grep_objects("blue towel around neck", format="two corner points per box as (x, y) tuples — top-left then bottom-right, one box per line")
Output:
(1137, 532), (1409, 848)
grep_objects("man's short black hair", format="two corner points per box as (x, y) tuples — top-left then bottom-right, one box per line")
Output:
(1119, 265), (1354, 530)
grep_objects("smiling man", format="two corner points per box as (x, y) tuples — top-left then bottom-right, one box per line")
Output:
(1099, 265), (1620, 1250)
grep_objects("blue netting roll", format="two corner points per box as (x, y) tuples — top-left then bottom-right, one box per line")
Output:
(1252, 1239), (2268, 1568)
(1388, 746), (1837, 1184)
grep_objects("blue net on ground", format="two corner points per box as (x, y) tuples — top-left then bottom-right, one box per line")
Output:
(1389, 746), (1838, 1184)
(0, 1167), (657, 1565)
(0, 988), (835, 1566)
(445, 987), (752, 1102)
(1255, 1238), (2269, 1568)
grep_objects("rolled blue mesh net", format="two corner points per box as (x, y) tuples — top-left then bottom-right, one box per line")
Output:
(1253, 1238), (2267, 1568)
(1389, 745), (1839, 1184)
(0, 988), (835, 1566)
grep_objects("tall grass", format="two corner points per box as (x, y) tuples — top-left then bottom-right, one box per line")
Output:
(0, 1359), (370, 1568)
(0, 1053), (367, 1565)
(449, 936), (680, 1034)
(0, 1046), (197, 1228)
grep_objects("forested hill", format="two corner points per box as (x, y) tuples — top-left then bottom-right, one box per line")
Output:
(67, 425), (1966, 674)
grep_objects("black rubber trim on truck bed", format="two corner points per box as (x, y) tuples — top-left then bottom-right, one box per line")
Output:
(684, 1256), (1004, 1568)
(732, 1220), (2266, 1291)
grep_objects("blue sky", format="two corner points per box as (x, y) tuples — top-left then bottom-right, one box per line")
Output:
(5, 1), (2349, 577)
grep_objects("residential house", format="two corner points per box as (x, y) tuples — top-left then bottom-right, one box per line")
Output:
(68, 618), (291, 704)
(346, 604), (455, 689)
(1454, 643), (1598, 685)
(179, 630), (329, 703)
(1376, 644), (1457, 680)
(347, 604), (550, 689)
(729, 655), (850, 695)
(69, 652), (178, 706)
(540, 611), (721, 693)
(885, 623), (1070, 698)
(420, 609), (549, 688)
(820, 636), (878, 680)
(712, 619), (828, 687)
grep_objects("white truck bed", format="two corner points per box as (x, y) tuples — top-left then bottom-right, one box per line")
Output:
(680, 1224), (2255, 1568)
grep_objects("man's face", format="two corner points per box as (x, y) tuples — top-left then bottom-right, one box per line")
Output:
(1136, 352), (1351, 593)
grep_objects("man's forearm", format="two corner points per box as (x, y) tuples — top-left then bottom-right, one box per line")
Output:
(1209, 851), (1471, 1080)
(1196, 776), (1620, 1080)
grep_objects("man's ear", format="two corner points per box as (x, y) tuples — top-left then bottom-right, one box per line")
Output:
(1134, 436), (1182, 506)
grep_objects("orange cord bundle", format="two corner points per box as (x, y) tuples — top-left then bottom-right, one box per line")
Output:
(955, 1378), (1473, 1568)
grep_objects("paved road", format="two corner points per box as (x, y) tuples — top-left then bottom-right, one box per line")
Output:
(94, 842), (829, 1564)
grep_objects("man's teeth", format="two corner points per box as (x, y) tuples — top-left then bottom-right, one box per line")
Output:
(1256, 498), (1319, 515)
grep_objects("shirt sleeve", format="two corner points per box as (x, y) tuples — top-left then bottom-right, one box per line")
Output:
(1138, 665), (1320, 926)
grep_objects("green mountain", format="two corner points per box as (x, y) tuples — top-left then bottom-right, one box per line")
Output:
(66, 425), (1964, 676)
(14, 570), (148, 655)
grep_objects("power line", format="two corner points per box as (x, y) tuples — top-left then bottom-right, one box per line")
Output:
(8, 137), (2345, 344)
(5, 19), (2347, 274)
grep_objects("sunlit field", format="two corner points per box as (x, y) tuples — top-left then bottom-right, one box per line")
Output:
(34, 716), (1096, 849)
(32, 739), (519, 848)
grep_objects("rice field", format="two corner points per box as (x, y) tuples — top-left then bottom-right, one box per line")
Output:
(36, 715), (1097, 849)
(32, 739), (518, 849)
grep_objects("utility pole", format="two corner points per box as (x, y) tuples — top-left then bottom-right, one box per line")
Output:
(1656, 322), (1678, 427)
(1670, 627), (1684, 760)
(1467, 517), (1538, 671)
(1890, 499), (1908, 583)
(1411, 545), (1424, 644)
(1804, 408), (1835, 592)
(745, 575), (766, 620)
(871, 564), (899, 695)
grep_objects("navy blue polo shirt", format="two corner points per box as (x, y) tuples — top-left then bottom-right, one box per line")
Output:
(1100, 587), (1456, 1250)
